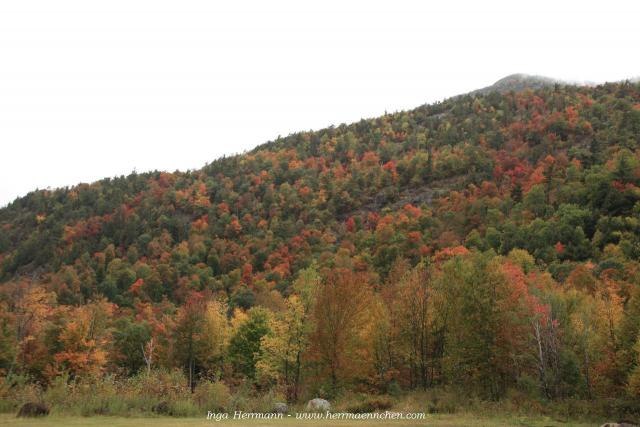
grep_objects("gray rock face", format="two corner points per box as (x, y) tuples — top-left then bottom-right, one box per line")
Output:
(600, 423), (638, 427)
(274, 402), (288, 414)
(305, 398), (330, 412)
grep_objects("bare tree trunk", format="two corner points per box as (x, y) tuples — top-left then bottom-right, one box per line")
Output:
(533, 321), (548, 397)
(141, 337), (155, 375)
(189, 355), (195, 393)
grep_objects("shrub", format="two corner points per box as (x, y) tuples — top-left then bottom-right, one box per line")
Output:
(193, 381), (231, 412)
(152, 401), (170, 415)
(41, 370), (190, 416)
(253, 388), (285, 413)
(344, 396), (394, 413)
(0, 374), (42, 413)
(167, 399), (199, 417)
(43, 374), (74, 411)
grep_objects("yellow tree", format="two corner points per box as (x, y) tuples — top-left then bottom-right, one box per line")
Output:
(626, 337), (640, 397)
(569, 290), (599, 398)
(567, 271), (624, 397)
(0, 300), (16, 375)
(591, 274), (624, 393)
(257, 295), (305, 398)
(197, 299), (229, 380)
(256, 266), (319, 400)
(310, 268), (372, 394)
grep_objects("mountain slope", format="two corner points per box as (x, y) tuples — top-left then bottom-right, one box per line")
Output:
(1, 79), (640, 301)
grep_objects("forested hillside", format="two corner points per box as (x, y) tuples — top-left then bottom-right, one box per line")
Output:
(2, 79), (640, 413)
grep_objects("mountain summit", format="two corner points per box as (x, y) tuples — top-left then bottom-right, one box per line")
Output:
(469, 73), (564, 96)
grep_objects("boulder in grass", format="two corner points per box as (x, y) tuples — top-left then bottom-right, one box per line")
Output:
(17, 402), (49, 418)
(305, 398), (330, 412)
(273, 402), (288, 413)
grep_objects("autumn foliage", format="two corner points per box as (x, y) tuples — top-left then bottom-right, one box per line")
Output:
(1, 81), (640, 413)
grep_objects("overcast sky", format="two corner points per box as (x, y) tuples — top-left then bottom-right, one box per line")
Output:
(1, 0), (639, 207)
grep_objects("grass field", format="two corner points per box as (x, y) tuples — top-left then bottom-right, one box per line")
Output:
(0, 414), (601, 427)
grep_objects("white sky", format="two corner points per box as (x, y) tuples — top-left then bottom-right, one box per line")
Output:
(1, 0), (639, 207)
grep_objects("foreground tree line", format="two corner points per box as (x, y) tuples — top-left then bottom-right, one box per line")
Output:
(2, 248), (640, 414)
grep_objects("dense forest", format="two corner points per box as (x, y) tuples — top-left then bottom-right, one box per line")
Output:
(2, 79), (640, 416)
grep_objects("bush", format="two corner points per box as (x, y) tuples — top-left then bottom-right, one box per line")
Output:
(226, 383), (284, 413)
(167, 399), (199, 417)
(334, 392), (395, 414)
(0, 374), (42, 413)
(391, 389), (460, 414)
(193, 381), (231, 412)
(253, 388), (285, 413)
(128, 369), (189, 399)
(344, 396), (394, 413)
(41, 370), (190, 417)
(152, 401), (170, 415)
(43, 374), (74, 411)
(426, 394), (459, 414)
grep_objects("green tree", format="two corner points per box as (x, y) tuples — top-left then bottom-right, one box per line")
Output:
(112, 317), (151, 375)
(228, 307), (271, 379)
